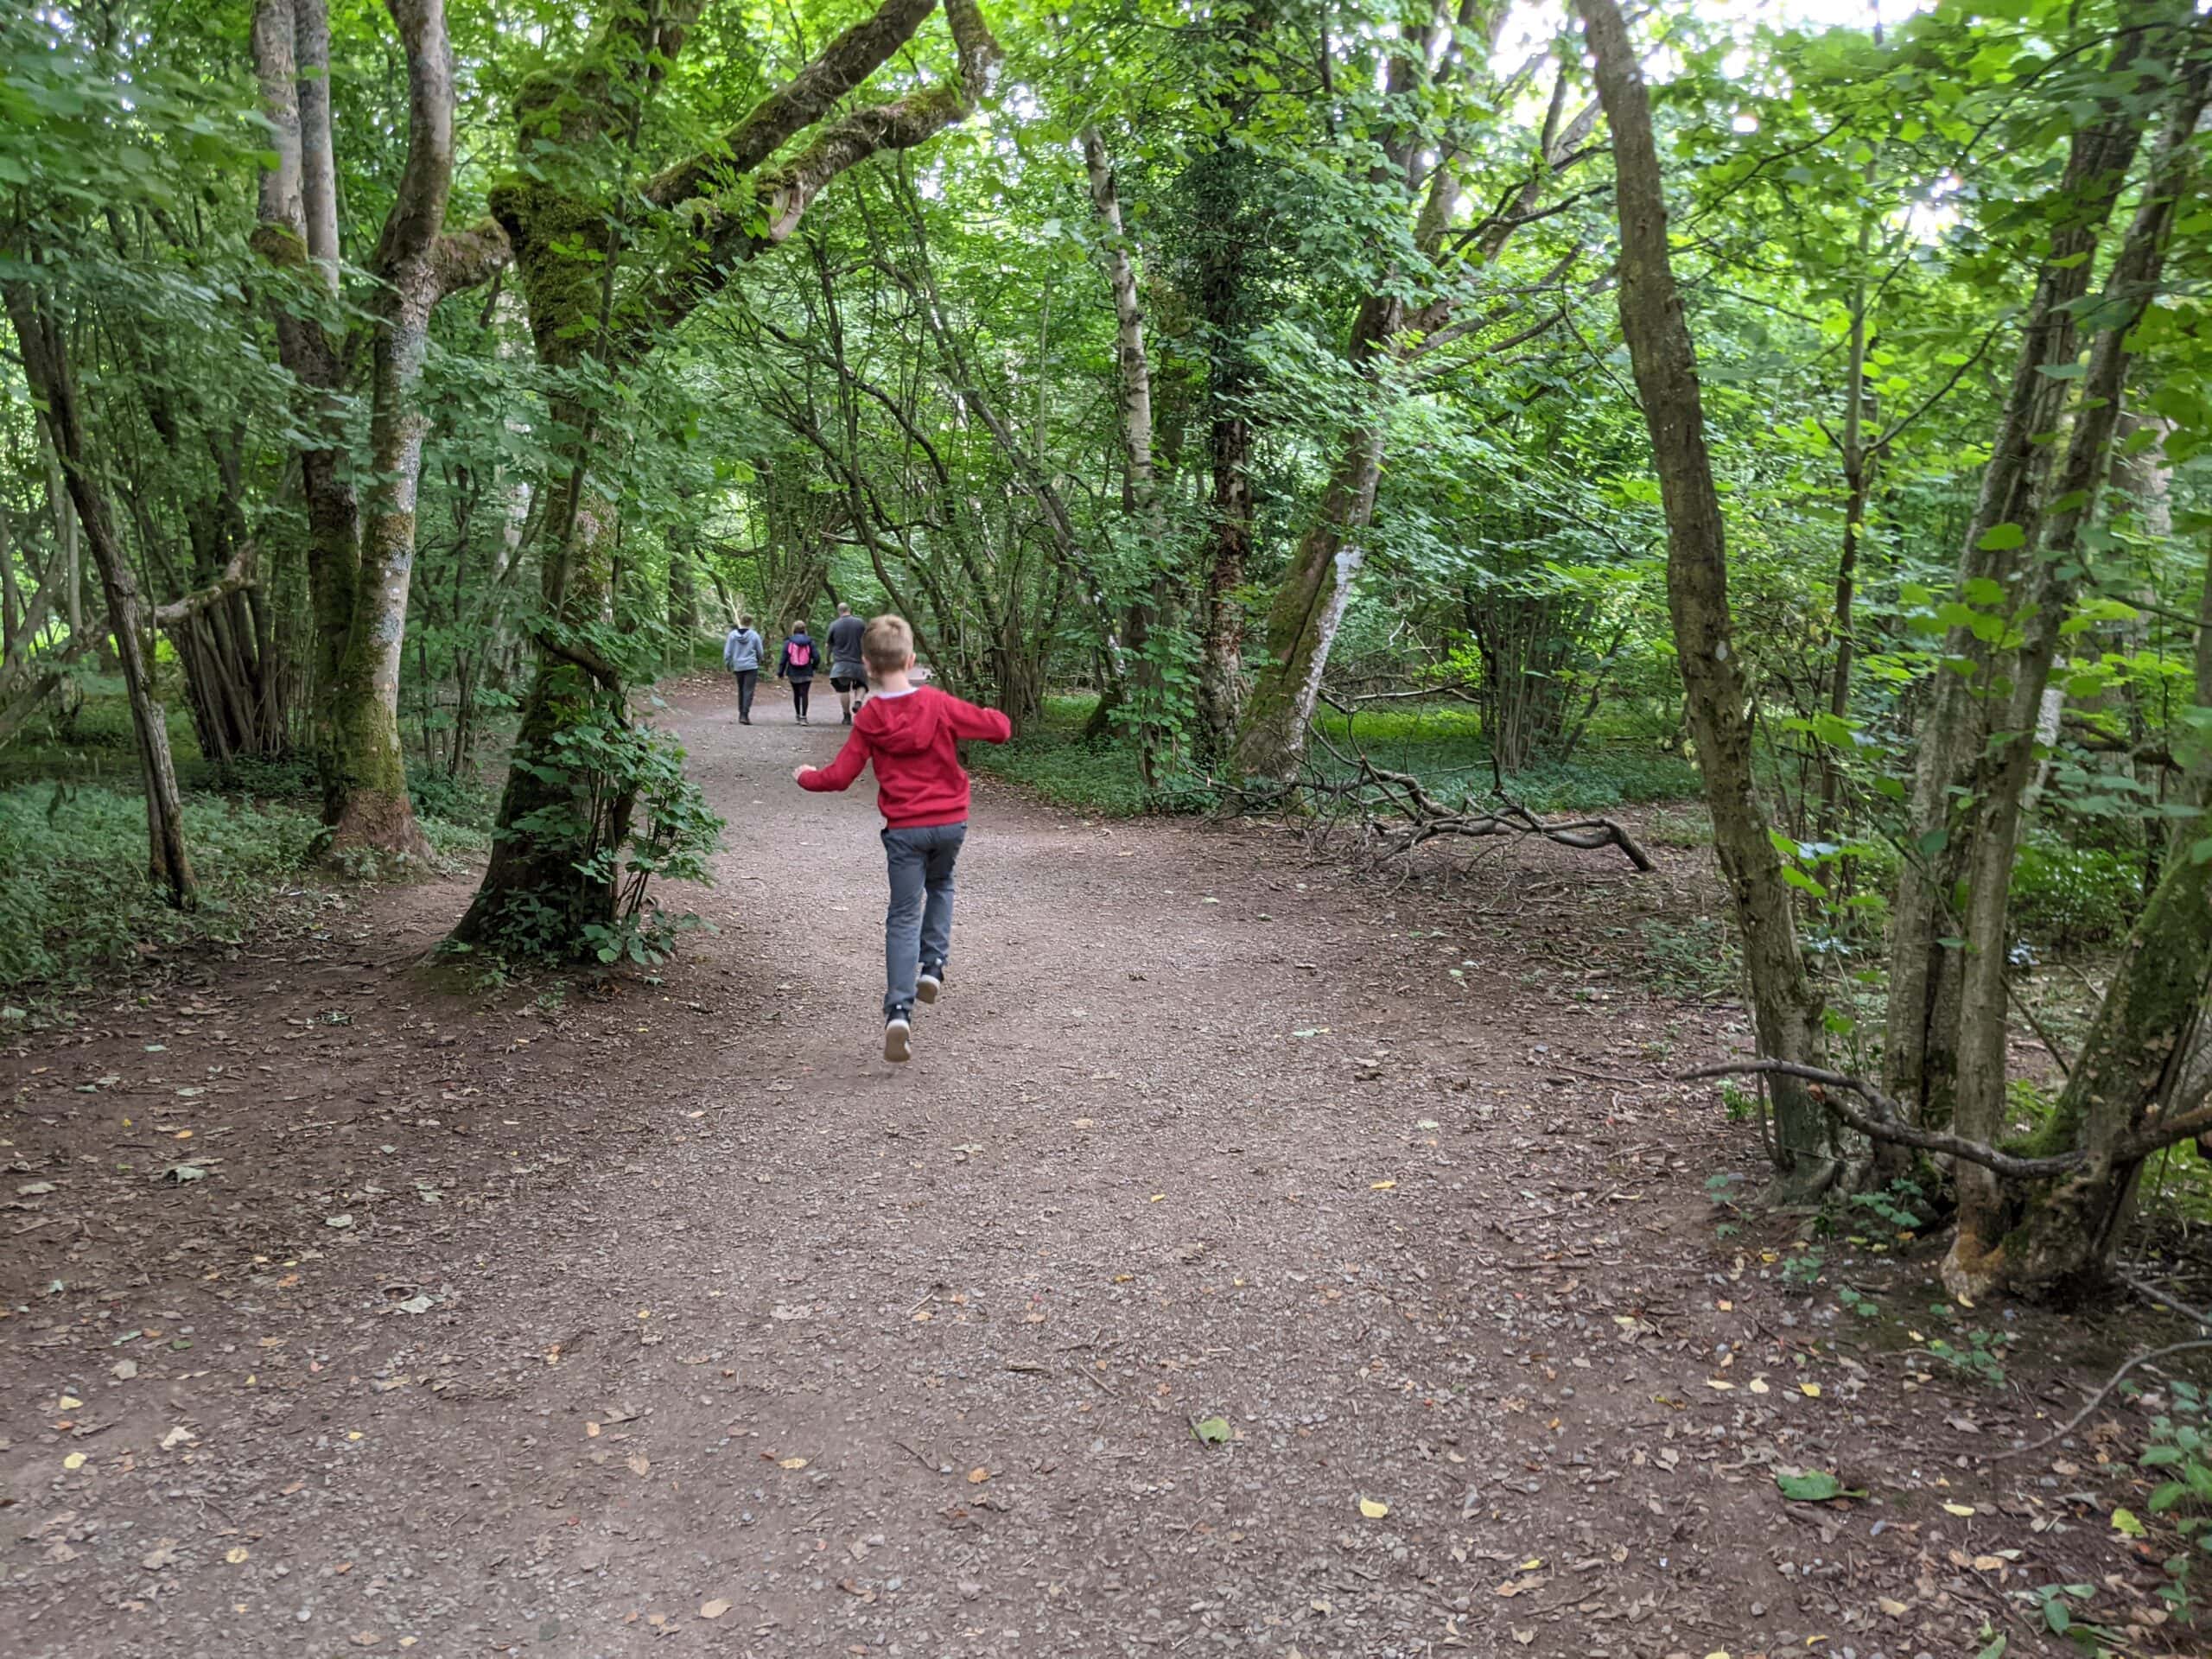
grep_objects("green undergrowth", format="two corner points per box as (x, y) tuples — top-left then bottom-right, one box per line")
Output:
(971, 696), (1149, 817)
(0, 780), (490, 990)
(0, 784), (322, 988)
(972, 694), (1705, 822)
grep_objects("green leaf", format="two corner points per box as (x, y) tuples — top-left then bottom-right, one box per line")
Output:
(2111, 1506), (2145, 1537)
(1192, 1415), (1232, 1445)
(1976, 523), (2026, 552)
(1776, 1470), (1860, 1501)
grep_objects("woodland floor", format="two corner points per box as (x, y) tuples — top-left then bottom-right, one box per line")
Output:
(1, 675), (2203, 1659)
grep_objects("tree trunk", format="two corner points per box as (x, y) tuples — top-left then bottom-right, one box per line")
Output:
(1081, 125), (1173, 784)
(5, 283), (196, 906)
(1230, 368), (1392, 790)
(1942, 43), (2206, 1294)
(254, 0), (508, 860)
(1577, 0), (1832, 1198)
(1883, 1), (2177, 1128)
(1194, 409), (1253, 766)
(454, 0), (1001, 950)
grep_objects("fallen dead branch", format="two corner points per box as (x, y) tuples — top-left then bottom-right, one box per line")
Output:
(1302, 716), (1653, 872)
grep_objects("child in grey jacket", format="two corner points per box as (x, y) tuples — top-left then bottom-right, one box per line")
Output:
(723, 617), (764, 723)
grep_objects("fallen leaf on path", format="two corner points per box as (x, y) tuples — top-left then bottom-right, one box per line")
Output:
(1357, 1497), (1389, 1519)
(57, 1395), (82, 1411)
(1192, 1416), (1231, 1445)
(626, 1455), (651, 1477)
(62, 1452), (86, 1471)
(1776, 1471), (1862, 1502)
(698, 1600), (730, 1620)
(325, 1214), (353, 1229)
(1878, 1598), (1910, 1617)
(1370, 1180), (1396, 1191)
(778, 1457), (808, 1471)
(142, 1541), (180, 1570)
(967, 1467), (990, 1484)
(1799, 1382), (1821, 1397)
(159, 1427), (196, 1451)
(226, 1548), (250, 1565)
(1706, 1378), (1735, 1390)
(1942, 1502), (1975, 1517)
(2112, 1508), (2145, 1537)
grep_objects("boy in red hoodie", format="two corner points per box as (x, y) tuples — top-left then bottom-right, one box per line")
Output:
(793, 615), (1011, 1062)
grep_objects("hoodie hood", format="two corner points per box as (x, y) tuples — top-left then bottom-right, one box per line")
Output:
(856, 687), (944, 757)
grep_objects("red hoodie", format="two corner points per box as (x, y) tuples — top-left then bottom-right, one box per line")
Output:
(797, 685), (1012, 827)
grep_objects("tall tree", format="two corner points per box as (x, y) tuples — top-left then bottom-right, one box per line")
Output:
(251, 0), (509, 858)
(1575, 0), (1834, 1197)
(451, 0), (1001, 950)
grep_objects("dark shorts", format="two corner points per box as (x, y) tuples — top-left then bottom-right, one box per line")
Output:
(830, 673), (866, 693)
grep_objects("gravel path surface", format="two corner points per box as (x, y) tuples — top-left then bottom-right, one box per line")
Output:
(1, 677), (2181, 1658)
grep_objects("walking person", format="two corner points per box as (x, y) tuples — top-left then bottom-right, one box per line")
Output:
(722, 614), (764, 724)
(826, 602), (868, 724)
(792, 614), (1010, 1063)
(777, 620), (819, 723)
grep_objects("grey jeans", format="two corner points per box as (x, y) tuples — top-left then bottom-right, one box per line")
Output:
(882, 823), (965, 1019)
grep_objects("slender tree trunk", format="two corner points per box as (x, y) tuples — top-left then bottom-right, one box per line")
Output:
(1943, 45), (2207, 1293)
(5, 283), (196, 905)
(1817, 195), (1873, 836)
(1884, 0), (2178, 1128)
(1195, 408), (1253, 764)
(1578, 0), (1831, 1198)
(1081, 125), (1173, 783)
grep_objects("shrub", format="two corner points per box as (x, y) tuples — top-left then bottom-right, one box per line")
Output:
(2009, 839), (2140, 950)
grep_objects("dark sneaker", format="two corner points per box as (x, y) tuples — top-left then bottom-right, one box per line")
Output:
(883, 1016), (912, 1064)
(916, 965), (943, 1005)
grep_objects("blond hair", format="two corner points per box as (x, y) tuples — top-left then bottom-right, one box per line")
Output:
(861, 613), (915, 675)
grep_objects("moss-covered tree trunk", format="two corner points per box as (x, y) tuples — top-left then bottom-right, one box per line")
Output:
(1943, 44), (2206, 1294)
(450, 0), (1000, 952)
(252, 0), (507, 861)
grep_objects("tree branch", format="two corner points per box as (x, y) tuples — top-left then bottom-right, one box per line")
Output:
(152, 545), (257, 627)
(642, 0), (940, 209)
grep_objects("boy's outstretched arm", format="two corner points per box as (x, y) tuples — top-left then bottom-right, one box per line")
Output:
(795, 729), (870, 791)
(941, 693), (1013, 745)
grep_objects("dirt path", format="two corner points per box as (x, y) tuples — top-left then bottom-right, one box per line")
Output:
(0, 677), (2184, 1658)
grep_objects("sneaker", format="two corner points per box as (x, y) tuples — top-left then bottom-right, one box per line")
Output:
(883, 1015), (912, 1063)
(916, 966), (943, 1005)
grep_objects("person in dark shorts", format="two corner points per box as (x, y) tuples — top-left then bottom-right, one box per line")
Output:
(777, 621), (819, 723)
(826, 603), (868, 724)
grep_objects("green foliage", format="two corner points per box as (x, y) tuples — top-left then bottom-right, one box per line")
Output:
(1640, 918), (1742, 1003)
(2143, 1379), (2212, 1628)
(970, 697), (1152, 818)
(2007, 840), (2142, 950)
(463, 701), (724, 965)
(0, 785), (320, 988)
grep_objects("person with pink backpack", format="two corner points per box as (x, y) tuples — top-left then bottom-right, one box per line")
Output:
(776, 621), (820, 723)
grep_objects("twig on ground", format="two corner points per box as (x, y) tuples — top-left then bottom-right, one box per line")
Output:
(2118, 1270), (2212, 1331)
(1988, 1340), (2212, 1460)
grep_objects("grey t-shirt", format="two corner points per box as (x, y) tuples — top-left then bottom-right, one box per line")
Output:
(826, 613), (867, 674)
